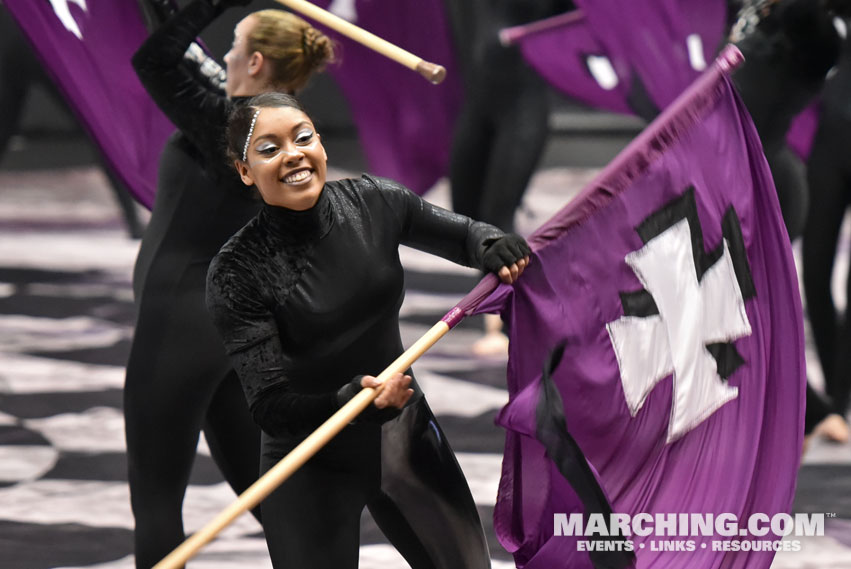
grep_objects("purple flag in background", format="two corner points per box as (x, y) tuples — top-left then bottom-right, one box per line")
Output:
(511, 0), (726, 115)
(510, 0), (815, 158)
(4, 0), (174, 208)
(509, 11), (633, 115)
(313, 0), (462, 195)
(474, 48), (805, 568)
(574, 0), (727, 110)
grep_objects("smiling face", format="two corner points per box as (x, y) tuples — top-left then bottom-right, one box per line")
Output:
(236, 106), (328, 210)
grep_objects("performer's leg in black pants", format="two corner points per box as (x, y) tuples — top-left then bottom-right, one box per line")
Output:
(260, 426), (381, 569)
(766, 145), (809, 242)
(125, 263), (261, 569)
(449, 100), (496, 222)
(832, 266), (851, 413)
(450, 74), (549, 234)
(477, 81), (550, 233)
(805, 382), (836, 433)
(803, 116), (851, 413)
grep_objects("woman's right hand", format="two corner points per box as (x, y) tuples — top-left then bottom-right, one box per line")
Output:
(361, 373), (413, 409)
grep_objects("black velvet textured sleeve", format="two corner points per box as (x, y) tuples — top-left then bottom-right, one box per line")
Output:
(366, 175), (504, 269)
(131, 0), (230, 163)
(206, 251), (343, 435)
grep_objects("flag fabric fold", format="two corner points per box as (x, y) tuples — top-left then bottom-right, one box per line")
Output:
(313, 0), (462, 195)
(4, 0), (175, 209)
(469, 46), (805, 568)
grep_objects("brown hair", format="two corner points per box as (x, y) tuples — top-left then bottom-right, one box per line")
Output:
(226, 92), (310, 164)
(247, 9), (337, 92)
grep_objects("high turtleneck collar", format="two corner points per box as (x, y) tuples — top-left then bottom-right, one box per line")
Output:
(259, 185), (334, 244)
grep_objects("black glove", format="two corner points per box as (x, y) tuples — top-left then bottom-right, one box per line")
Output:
(137, 0), (177, 30)
(481, 233), (531, 275)
(207, 0), (252, 10)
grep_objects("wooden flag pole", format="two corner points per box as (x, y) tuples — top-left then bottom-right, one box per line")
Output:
(272, 0), (446, 84)
(152, 319), (454, 569)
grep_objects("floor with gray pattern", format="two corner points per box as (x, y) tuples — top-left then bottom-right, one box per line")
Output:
(2, 160), (851, 568)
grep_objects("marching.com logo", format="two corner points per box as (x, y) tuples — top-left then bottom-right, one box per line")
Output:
(554, 513), (826, 553)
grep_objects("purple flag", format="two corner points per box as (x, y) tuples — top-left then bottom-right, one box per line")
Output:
(509, 0), (726, 116)
(473, 47), (805, 567)
(4, 0), (175, 208)
(313, 0), (462, 195)
(509, 1), (817, 159)
(508, 11), (633, 115)
(573, 0), (726, 110)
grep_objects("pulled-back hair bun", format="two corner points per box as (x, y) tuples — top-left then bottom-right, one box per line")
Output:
(302, 26), (335, 68)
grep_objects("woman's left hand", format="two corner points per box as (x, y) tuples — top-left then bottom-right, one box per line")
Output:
(482, 233), (532, 284)
(497, 255), (531, 284)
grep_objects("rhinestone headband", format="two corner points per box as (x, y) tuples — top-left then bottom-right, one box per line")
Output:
(242, 108), (262, 162)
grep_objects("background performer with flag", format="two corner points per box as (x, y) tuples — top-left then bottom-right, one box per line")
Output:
(125, 1), (336, 566)
(207, 91), (530, 569)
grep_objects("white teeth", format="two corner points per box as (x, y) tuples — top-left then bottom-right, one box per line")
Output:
(283, 170), (311, 184)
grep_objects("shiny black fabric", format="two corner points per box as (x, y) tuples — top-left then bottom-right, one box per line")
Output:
(260, 398), (491, 569)
(207, 174), (499, 568)
(125, 2), (262, 568)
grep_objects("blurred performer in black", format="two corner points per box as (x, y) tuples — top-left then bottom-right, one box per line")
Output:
(730, 0), (851, 444)
(126, 1), (335, 566)
(445, 0), (573, 354)
(802, 14), (851, 429)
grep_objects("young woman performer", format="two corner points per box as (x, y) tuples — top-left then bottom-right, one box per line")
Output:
(126, 2), (335, 566)
(206, 92), (531, 569)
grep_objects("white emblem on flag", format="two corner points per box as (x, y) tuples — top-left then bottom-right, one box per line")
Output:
(328, 0), (358, 23)
(607, 218), (751, 443)
(48, 0), (88, 40)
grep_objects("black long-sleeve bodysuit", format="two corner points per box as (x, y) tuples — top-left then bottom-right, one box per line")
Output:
(125, 3), (262, 568)
(207, 175), (499, 569)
